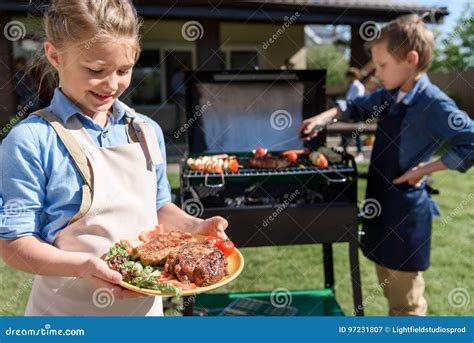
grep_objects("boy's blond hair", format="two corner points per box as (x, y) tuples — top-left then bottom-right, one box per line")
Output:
(368, 14), (435, 72)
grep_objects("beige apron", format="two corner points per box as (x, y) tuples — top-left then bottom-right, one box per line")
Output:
(25, 108), (164, 316)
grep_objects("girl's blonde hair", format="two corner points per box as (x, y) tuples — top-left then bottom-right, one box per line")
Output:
(33, 0), (142, 89)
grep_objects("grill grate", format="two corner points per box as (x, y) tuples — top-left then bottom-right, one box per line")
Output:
(183, 164), (354, 178)
(182, 151), (356, 187)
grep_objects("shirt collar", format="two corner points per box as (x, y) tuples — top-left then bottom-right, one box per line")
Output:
(400, 74), (430, 106)
(48, 88), (133, 124)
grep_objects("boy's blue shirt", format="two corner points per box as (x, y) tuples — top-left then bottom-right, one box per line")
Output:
(337, 74), (474, 174)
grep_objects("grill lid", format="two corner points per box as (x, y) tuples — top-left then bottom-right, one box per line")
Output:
(184, 70), (327, 153)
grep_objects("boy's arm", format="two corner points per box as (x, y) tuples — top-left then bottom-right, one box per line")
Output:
(299, 89), (389, 139)
(336, 88), (389, 122)
(394, 101), (473, 185)
(428, 101), (474, 173)
(393, 160), (448, 186)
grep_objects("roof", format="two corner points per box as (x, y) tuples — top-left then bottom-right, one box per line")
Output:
(257, 0), (445, 12)
(0, 0), (449, 24)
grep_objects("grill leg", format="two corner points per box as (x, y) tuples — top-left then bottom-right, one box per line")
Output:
(322, 244), (335, 290)
(182, 296), (195, 316)
(349, 241), (364, 316)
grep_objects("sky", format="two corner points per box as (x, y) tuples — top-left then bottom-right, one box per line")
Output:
(419, 0), (472, 35)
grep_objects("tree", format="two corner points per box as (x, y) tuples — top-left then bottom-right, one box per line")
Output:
(307, 44), (349, 86)
(431, 3), (474, 73)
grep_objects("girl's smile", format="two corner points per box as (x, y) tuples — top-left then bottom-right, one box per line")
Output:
(44, 38), (136, 120)
(89, 90), (116, 103)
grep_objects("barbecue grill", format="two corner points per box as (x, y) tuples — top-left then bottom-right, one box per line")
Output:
(179, 70), (364, 316)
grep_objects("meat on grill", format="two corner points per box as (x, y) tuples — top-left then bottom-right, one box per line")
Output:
(165, 240), (229, 286)
(137, 231), (197, 266)
(249, 153), (290, 169)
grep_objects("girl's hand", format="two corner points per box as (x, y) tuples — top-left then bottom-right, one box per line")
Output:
(393, 162), (427, 187)
(78, 257), (146, 299)
(191, 216), (228, 240)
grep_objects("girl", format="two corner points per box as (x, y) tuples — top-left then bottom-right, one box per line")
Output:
(0, 0), (228, 316)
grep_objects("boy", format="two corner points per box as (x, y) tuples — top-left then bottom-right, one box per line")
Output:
(299, 14), (473, 316)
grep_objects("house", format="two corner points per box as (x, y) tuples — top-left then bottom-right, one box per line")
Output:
(0, 0), (448, 135)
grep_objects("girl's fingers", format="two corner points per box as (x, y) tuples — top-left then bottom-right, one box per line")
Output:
(214, 230), (228, 241)
(90, 257), (122, 284)
(194, 216), (229, 240)
(213, 216), (228, 231)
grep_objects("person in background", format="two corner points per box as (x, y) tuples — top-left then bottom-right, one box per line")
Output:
(171, 62), (188, 130)
(343, 67), (365, 162)
(364, 75), (382, 94)
(346, 67), (365, 99)
(13, 57), (40, 110)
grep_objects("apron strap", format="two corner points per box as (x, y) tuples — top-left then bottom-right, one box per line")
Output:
(120, 103), (139, 144)
(31, 110), (94, 225)
(121, 103), (163, 166)
(124, 116), (139, 143)
(31, 110), (93, 189)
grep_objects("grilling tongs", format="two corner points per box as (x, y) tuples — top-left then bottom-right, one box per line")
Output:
(299, 117), (339, 140)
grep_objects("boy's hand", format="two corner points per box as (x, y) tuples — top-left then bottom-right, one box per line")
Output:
(191, 216), (228, 240)
(393, 162), (427, 187)
(78, 257), (146, 299)
(299, 116), (328, 140)
(299, 107), (340, 141)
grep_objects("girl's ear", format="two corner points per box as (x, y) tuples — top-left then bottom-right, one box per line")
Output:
(44, 41), (61, 70)
(406, 50), (419, 68)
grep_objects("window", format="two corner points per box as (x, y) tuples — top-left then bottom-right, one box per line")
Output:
(125, 50), (162, 105)
(164, 50), (193, 103)
(230, 51), (259, 70)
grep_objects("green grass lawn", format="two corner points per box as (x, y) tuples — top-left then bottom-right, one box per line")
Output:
(1, 166), (472, 316)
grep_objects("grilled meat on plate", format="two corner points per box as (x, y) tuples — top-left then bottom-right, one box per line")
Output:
(137, 231), (197, 266)
(165, 240), (229, 286)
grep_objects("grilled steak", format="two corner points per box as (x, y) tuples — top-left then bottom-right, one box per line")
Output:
(165, 240), (229, 286)
(137, 231), (197, 266)
(249, 153), (290, 169)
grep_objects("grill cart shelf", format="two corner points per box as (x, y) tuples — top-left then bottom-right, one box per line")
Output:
(179, 70), (364, 316)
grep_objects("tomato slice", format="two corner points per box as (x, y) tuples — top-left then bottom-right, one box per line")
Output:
(138, 224), (164, 242)
(170, 280), (197, 290)
(119, 240), (134, 254)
